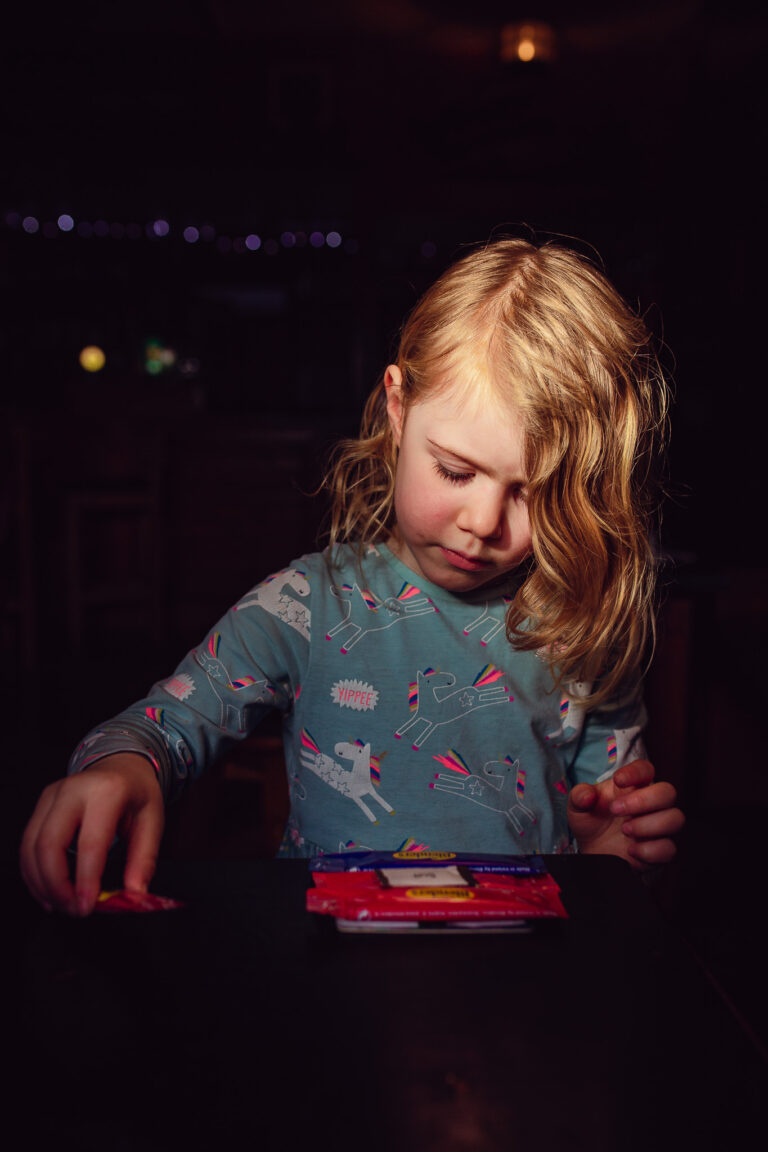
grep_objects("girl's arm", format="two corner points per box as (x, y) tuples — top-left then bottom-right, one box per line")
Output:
(20, 563), (312, 913)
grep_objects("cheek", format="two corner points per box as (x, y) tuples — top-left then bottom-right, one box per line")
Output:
(507, 504), (532, 557)
(398, 485), (450, 536)
(395, 460), (451, 528)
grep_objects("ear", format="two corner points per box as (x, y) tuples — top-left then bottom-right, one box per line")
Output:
(384, 364), (405, 446)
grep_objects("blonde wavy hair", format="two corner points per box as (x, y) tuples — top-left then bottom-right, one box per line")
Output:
(325, 238), (670, 707)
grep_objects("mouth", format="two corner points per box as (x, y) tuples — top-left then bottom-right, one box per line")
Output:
(439, 546), (492, 573)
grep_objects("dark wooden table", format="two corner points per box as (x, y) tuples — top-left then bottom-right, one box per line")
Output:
(5, 855), (765, 1151)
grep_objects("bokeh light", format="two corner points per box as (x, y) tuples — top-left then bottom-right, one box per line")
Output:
(518, 38), (535, 62)
(57, 214), (74, 232)
(500, 21), (556, 64)
(144, 338), (177, 376)
(79, 345), (106, 372)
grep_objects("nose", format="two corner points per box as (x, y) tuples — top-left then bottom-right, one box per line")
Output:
(456, 485), (506, 541)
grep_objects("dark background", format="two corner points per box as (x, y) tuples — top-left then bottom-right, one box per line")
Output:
(2, 1), (767, 1039)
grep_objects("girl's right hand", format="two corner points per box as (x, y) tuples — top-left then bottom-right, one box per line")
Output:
(19, 753), (165, 917)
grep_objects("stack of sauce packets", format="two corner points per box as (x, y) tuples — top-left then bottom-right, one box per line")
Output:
(306, 851), (568, 933)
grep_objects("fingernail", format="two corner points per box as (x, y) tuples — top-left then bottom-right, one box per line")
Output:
(76, 892), (91, 917)
(611, 800), (626, 814)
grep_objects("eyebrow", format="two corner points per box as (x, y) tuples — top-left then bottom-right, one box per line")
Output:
(427, 438), (527, 484)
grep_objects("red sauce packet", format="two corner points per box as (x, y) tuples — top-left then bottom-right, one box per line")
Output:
(95, 889), (185, 913)
(306, 852), (567, 931)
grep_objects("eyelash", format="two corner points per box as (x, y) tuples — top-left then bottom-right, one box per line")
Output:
(433, 461), (528, 501)
(433, 461), (473, 485)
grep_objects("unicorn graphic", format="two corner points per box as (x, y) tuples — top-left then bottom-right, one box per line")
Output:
(430, 751), (537, 836)
(299, 730), (395, 824)
(546, 680), (591, 742)
(395, 665), (512, 750)
(599, 725), (646, 781)
(194, 632), (274, 731)
(461, 598), (512, 646)
(236, 568), (311, 639)
(326, 580), (436, 653)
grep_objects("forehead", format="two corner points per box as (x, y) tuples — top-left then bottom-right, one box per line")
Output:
(406, 378), (527, 477)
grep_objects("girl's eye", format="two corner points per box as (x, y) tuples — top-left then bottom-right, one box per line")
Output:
(434, 461), (473, 485)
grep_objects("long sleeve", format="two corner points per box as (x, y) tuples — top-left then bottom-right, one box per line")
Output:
(68, 564), (313, 802)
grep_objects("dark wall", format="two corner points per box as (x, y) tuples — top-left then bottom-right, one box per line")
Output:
(2, 2), (766, 813)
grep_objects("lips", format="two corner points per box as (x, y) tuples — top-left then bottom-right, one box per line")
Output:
(439, 546), (491, 572)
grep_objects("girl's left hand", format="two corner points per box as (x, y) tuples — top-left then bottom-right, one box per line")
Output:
(567, 760), (685, 870)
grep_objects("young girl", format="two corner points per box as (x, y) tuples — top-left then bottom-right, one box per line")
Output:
(21, 237), (684, 916)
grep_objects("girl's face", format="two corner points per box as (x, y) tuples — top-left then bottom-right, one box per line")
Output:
(385, 366), (533, 593)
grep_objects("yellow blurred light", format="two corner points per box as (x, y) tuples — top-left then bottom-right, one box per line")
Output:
(500, 21), (556, 64)
(79, 345), (106, 372)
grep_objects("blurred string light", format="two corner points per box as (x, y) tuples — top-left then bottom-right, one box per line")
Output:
(500, 21), (556, 64)
(3, 209), (360, 256)
(143, 338), (177, 376)
(79, 345), (106, 372)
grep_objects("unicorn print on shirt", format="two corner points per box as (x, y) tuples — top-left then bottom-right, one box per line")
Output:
(326, 580), (437, 654)
(430, 750), (537, 836)
(395, 665), (513, 750)
(461, 598), (513, 646)
(194, 632), (275, 732)
(546, 680), (591, 743)
(236, 568), (311, 639)
(299, 730), (395, 824)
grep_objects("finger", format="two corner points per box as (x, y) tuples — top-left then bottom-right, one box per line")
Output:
(611, 781), (678, 817)
(32, 787), (88, 914)
(568, 783), (597, 812)
(622, 808), (686, 841)
(122, 799), (165, 894)
(19, 785), (60, 910)
(73, 795), (125, 916)
(627, 837), (678, 867)
(612, 759), (655, 790)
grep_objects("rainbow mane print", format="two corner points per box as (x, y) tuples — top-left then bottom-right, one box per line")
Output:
(300, 728), (321, 755)
(432, 749), (471, 775)
(397, 838), (429, 852)
(473, 664), (505, 688)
